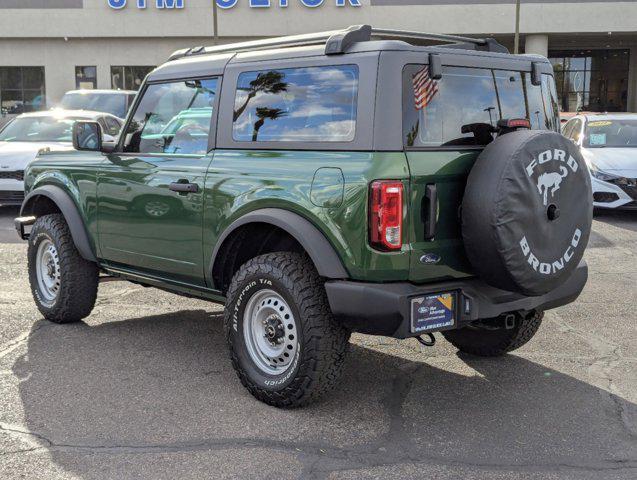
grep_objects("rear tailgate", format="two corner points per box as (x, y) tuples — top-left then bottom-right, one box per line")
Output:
(402, 59), (560, 284)
(406, 150), (477, 283)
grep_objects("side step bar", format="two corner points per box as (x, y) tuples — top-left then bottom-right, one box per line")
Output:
(14, 216), (36, 240)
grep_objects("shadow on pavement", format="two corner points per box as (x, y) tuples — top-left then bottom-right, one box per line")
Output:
(12, 310), (637, 478)
(594, 208), (637, 233)
(0, 206), (21, 244)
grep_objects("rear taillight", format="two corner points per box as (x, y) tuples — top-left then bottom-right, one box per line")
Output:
(369, 180), (403, 251)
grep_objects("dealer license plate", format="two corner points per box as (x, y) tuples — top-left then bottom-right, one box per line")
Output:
(410, 292), (456, 333)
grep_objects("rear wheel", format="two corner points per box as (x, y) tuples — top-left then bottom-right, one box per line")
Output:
(224, 252), (350, 408)
(442, 310), (544, 357)
(28, 214), (98, 323)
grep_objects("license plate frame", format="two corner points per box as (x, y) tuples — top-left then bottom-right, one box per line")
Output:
(410, 291), (457, 334)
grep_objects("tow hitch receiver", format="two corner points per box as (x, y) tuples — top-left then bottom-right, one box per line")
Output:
(416, 333), (436, 347)
(14, 216), (36, 240)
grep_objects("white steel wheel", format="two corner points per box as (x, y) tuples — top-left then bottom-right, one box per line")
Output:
(35, 238), (61, 306)
(243, 289), (299, 375)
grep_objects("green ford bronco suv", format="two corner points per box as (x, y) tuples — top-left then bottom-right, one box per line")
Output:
(16, 25), (593, 407)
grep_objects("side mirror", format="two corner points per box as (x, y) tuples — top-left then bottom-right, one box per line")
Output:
(73, 121), (116, 153)
(73, 121), (102, 152)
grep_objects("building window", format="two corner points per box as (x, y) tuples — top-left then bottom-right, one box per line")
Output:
(549, 49), (630, 113)
(232, 65), (359, 143)
(0, 67), (46, 115)
(111, 66), (155, 91)
(75, 66), (97, 90)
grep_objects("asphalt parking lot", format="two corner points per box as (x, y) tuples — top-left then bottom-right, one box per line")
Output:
(0, 205), (635, 480)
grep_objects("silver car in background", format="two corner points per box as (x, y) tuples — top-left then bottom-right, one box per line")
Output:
(562, 113), (637, 209)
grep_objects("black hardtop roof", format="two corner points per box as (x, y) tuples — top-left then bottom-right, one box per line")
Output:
(148, 26), (550, 83)
(169, 25), (508, 61)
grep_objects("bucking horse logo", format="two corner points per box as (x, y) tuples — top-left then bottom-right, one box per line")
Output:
(536, 166), (568, 206)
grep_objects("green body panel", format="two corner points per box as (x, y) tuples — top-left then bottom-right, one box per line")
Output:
(405, 150), (478, 283)
(25, 148), (477, 289)
(202, 150), (411, 285)
(25, 147), (477, 290)
(96, 153), (213, 286)
(26, 149), (425, 290)
(24, 150), (103, 257)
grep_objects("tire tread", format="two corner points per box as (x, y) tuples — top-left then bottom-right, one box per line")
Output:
(28, 214), (98, 323)
(224, 252), (350, 408)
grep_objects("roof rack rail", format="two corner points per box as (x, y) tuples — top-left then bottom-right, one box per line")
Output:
(168, 24), (508, 61)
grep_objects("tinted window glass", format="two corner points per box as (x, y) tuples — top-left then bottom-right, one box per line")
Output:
(495, 70), (527, 120)
(0, 115), (81, 142)
(404, 67), (498, 147)
(111, 66), (155, 91)
(232, 65), (358, 143)
(0, 66), (46, 114)
(584, 119), (637, 148)
(60, 92), (129, 118)
(562, 119), (575, 139)
(403, 66), (561, 147)
(541, 74), (560, 132)
(569, 119), (583, 142)
(123, 78), (217, 155)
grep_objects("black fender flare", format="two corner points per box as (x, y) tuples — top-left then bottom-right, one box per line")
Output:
(211, 208), (349, 280)
(21, 185), (97, 262)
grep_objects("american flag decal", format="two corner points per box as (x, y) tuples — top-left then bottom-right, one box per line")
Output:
(413, 65), (439, 110)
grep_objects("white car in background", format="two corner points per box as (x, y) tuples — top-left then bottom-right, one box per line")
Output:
(58, 90), (137, 119)
(0, 110), (123, 206)
(562, 113), (637, 210)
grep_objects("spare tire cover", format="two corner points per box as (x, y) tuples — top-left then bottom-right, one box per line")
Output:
(462, 130), (592, 296)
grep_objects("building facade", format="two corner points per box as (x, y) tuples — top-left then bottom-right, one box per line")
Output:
(0, 0), (636, 116)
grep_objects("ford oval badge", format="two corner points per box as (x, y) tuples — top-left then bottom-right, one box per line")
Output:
(420, 253), (441, 265)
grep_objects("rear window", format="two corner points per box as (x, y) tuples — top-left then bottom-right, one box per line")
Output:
(403, 65), (560, 148)
(232, 65), (358, 143)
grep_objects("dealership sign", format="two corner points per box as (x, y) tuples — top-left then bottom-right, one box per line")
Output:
(107, 0), (361, 8)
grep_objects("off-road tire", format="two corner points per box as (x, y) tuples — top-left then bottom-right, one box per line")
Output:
(442, 310), (544, 357)
(224, 252), (350, 408)
(28, 214), (98, 323)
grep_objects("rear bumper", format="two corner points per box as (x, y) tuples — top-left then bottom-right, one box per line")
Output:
(325, 261), (588, 338)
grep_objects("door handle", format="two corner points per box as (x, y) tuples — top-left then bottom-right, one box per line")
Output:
(424, 184), (438, 240)
(169, 180), (199, 194)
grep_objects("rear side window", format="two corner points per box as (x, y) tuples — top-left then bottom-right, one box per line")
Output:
(403, 65), (560, 148)
(123, 78), (217, 155)
(232, 65), (358, 143)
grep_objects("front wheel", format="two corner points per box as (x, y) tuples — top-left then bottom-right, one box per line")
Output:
(442, 310), (544, 357)
(224, 252), (350, 408)
(28, 214), (98, 323)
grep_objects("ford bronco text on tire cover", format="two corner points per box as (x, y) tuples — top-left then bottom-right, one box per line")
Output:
(15, 26), (592, 407)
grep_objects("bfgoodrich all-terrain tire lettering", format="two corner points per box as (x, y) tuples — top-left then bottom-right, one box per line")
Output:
(224, 252), (350, 408)
(442, 311), (544, 357)
(28, 214), (98, 323)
